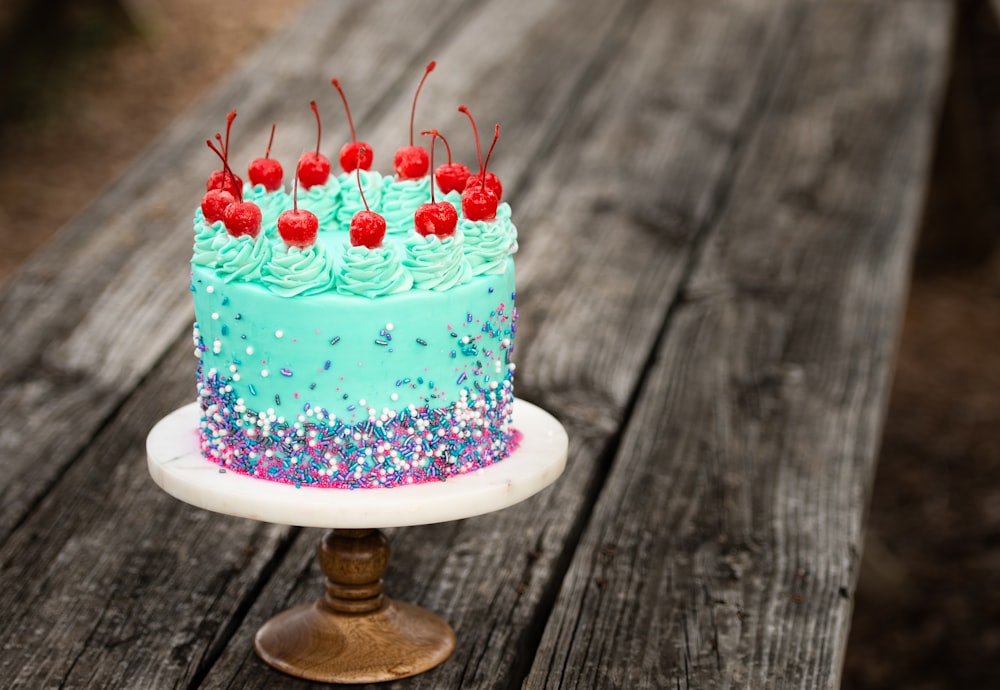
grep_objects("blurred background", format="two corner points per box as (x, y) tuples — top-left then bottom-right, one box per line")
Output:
(0, 1), (997, 687)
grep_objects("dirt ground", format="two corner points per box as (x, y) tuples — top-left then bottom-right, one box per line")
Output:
(1, 2), (998, 688)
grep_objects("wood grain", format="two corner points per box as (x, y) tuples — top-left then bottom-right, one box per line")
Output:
(524, 1), (952, 688)
(0, 0), (951, 687)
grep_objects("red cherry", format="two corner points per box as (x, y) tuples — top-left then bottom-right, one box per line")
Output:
(436, 162), (472, 194)
(205, 169), (243, 197)
(201, 188), (235, 223)
(297, 152), (331, 190)
(465, 172), (502, 201)
(392, 61), (435, 180)
(461, 186), (498, 222)
(278, 209), (319, 248)
(349, 153), (385, 247)
(223, 201), (262, 238)
(248, 123), (284, 191)
(205, 111), (243, 196)
(415, 201), (458, 237)
(458, 106), (504, 201)
(338, 141), (373, 174)
(331, 78), (373, 172)
(350, 210), (387, 248)
(394, 146), (429, 180)
(297, 101), (331, 189)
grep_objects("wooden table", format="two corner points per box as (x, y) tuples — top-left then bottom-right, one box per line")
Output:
(0, 0), (952, 687)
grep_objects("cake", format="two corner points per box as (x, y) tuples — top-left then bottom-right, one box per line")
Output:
(191, 79), (519, 489)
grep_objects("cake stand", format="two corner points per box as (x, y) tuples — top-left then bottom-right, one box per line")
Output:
(146, 399), (568, 684)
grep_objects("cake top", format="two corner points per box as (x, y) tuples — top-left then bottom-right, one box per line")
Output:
(194, 69), (517, 298)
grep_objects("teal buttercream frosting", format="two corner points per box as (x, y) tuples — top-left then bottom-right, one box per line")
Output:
(439, 188), (462, 215)
(297, 177), (342, 232)
(216, 232), (272, 282)
(459, 202), (518, 275)
(381, 176), (431, 235)
(243, 184), (291, 238)
(403, 232), (472, 291)
(337, 242), (413, 298)
(262, 243), (337, 296)
(336, 171), (383, 231)
(192, 219), (229, 268)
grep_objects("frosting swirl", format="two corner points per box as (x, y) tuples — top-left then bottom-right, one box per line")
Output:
(215, 232), (273, 282)
(459, 202), (518, 275)
(381, 176), (431, 235)
(243, 184), (291, 238)
(262, 244), (337, 296)
(192, 219), (230, 268)
(336, 242), (413, 298)
(296, 177), (342, 232)
(403, 232), (472, 291)
(336, 171), (383, 231)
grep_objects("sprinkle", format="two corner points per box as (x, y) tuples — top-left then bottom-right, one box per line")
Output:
(206, 286), (215, 294)
(416, 338), (427, 346)
(385, 323), (394, 331)
(261, 369), (269, 377)
(246, 346), (254, 355)
(248, 384), (257, 396)
(275, 394), (281, 405)
(221, 295), (229, 305)
(275, 330), (284, 339)
(211, 312), (219, 320)
(456, 372), (467, 385)
(235, 313), (242, 320)
(280, 368), (293, 377)
(324, 360), (331, 370)
(375, 339), (388, 346)
(330, 336), (341, 345)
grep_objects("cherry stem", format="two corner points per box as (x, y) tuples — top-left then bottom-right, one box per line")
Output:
(409, 61), (436, 146)
(265, 123), (276, 159)
(421, 130), (439, 204)
(309, 100), (322, 156)
(331, 78), (357, 143)
(206, 138), (243, 202)
(224, 110), (237, 159)
(292, 175), (299, 212)
(481, 124), (500, 191)
(356, 147), (371, 212)
(458, 105), (483, 174)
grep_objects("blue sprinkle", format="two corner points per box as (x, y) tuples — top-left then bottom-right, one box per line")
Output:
(189, 285), (196, 293)
(324, 360), (331, 370)
(309, 383), (316, 390)
(221, 296), (230, 306)
(488, 286), (494, 293)
(417, 377), (424, 384)
(347, 404), (356, 411)
(275, 394), (281, 405)
(402, 377), (411, 384)
(249, 384), (257, 396)
(466, 313), (473, 323)
(450, 332), (459, 338)
(343, 393), (349, 399)
(221, 325), (229, 336)
(232, 356), (242, 365)
(280, 368), (293, 377)
(375, 339), (388, 346)
(450, 350), (457, 358)
(456, 372), (467, 385)
(330, 336), (341, 345)
(235, 313), (242, 320)
(416, 338), (427, 346)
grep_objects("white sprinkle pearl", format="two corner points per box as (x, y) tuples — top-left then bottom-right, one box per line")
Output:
(275, 330), (284, 339)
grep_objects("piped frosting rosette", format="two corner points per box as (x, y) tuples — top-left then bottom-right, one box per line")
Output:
(403, 231), (472, 291)
(381, 176), (431, 235)
(336, 242), (413, 298)
(242, 184), (292, 238)
(335, 171), (383, 231)
(296, 177), (342, 232)
(262, 243), (337, 296)
(458, 202), (518, 275)
(192, 219), (230, 268)
(215, 232), (272, 283)
(434, 186), (463, 215)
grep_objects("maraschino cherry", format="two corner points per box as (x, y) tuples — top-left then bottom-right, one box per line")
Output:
(331, 78), (373, 173)
(349, 148), (386, 248)
(248, 123), (284, 191)
(461, 121), (501, 222)
(458, 105), (502, 201)
(205, 110), (243, 197)
(206, 138), (262, 238)
(415, 130), (458, 237)
(393, 61), (436, 180)
(297, 101), (331, 189)
(277, 176), (319, 248)
(430, 129), (471, 194)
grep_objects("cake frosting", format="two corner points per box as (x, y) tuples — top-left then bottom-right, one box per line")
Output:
(192, 113), (518, 489)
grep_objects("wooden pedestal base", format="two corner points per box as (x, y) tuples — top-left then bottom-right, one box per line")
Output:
(254, 529), (455, 684)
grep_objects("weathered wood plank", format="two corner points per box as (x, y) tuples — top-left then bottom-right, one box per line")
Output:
(524, 2), (952, 688)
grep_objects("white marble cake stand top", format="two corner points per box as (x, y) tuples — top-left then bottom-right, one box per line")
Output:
(147, 399), (567, 528)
